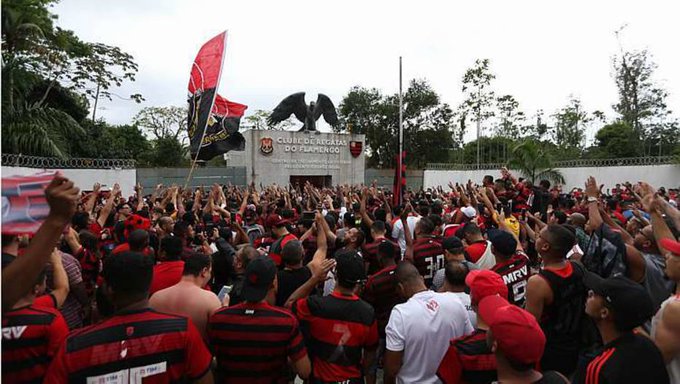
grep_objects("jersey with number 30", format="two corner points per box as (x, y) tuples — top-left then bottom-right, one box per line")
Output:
(491, 252), (531, 308)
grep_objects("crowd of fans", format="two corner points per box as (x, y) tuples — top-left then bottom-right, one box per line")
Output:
(2, 169), (680, 384)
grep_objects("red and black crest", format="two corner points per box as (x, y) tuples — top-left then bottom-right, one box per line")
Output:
(260, 137), (274, 155)
(349, 141), (363, 158)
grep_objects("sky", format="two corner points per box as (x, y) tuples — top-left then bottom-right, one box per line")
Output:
(52, 0), (680, 143)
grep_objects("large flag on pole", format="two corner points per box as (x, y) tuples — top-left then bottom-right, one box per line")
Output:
(393, 151), (406, 207)
(1, 173), (56, 235)
(187, 31), (247, 161)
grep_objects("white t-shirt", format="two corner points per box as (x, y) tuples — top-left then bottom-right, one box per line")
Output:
(449, 291), (477, 329)
(391, 216), (420, 256)
(386, 290), (474, 384)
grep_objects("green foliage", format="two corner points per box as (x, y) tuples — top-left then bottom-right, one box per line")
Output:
(244, 109), (296, 130)
(70, 120), (151, 161)
(507, 140), (565, 185)
(456, 136), (516, 164)
(550, 97), (588, 150)
(148, 137), (188, 167)
(495, 95), (524, 138)
(591, 121), (641, 158)
(459, 59), (496, 140)
(133, 105), (187, 142)
(338, 80), (456, 168)
(1, 104), (85, 158)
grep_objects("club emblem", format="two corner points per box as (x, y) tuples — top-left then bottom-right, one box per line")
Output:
(260, 137), (274, 155)
(349, 141), (363, 158)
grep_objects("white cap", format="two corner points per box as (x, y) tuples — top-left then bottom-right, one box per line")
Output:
(461, 206), (477, 218)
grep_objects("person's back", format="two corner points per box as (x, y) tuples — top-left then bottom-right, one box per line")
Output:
(45, 251), (212, 383)
(491, 251), (531, 307)
(149, 253), (221, 339)
(209, 256), (310, 383)
(387, 290), (473, 383)
(276, 240), (312, 307)
(537, 260), (587, 373)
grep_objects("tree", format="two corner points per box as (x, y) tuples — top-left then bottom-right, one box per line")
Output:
(459, 59), (496, 167)
(243, 109), (296, 130)
(507, 140), (565, 185)
(460, 136), (517, 165)
(133, 106), (187, 143)
(148, 137), (188, 167)
(612, 46), (670, 150)
(1, 0), (142, 158)
(592, 122), (640, 158)
(550, 97), (588, 151)
(338, 80), (456, 168)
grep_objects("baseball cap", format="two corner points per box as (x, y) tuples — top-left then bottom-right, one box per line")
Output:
(661, 238), (680, 256)
(465, 269), (508, 306)
(242, 256), (277, 302)
(442, 236), (464, 252)
(461, 206), (477, 218)
(335, 249), (367, 286)
(265, 214), (288, 228)
(583, 272), (654, 330)
(479, 295), (546, 365)
(487, 229), (517, 256)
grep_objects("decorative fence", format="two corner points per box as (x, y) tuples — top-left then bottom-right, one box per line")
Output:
(427, 156), (675, 170)
(1, 154), (136, 169)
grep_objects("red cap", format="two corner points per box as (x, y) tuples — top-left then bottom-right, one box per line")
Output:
(661, 238), (680, 256)
(479, 295), (546, 365)
(465, 270), (508, 306)
(265, 214), (288, 228)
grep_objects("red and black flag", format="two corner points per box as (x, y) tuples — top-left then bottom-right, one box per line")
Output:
(1, 173), (56, 235)
(393, 151), (406, 207)
(187, 31), (247, 161)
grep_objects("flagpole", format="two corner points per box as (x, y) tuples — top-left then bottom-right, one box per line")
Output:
(398, 56), (403, 205)
(184, 31), (229, 190)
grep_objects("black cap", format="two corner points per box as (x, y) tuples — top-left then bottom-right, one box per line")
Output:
(442, 236), (463, 252)
(487, 229), (517, 256)
(584, 272), (654, 330)
(335, 250), (367, 286)
(242, 256), (277, 302)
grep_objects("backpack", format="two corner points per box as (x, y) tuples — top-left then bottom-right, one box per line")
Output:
(582, 224), (628, 278)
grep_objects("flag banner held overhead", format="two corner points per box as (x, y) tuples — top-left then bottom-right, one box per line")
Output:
(1, 173), (56, 235)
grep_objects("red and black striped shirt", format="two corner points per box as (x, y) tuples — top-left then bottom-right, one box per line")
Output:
(208, 301), (307, 383)
(491, 252), (531, 307)
(437, 329), (497, 384)
(2, 304), (69, 383)
(413, 236), (444, 287)
(45, 308), (212, 384)
(362, 265), (404, 338)
(269, 233), (298, 267)
(293, 292), (378, 383)
(362, 238), (400, 275)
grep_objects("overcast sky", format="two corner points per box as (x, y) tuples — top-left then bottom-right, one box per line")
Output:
(53, 0), (680, 143)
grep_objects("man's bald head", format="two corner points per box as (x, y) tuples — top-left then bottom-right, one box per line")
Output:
(395, 261), (422, 287)
(568, 213), (586, 228)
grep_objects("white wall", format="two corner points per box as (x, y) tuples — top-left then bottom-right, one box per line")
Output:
(1, 166), (137, 195)
(424, 164), (680, 190)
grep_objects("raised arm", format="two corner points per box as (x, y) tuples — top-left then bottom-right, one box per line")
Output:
(360, 188), (375, 228)
(48, 249), (70, 308)
(401, 204), (414, 262)
(585, 176), (604, 230)
(97, 183), (119, 228)
(83, 182), (101, 217)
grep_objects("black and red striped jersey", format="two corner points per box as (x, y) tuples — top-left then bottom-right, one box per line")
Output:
(362, 265), (404, 337)
(45, 308), (212, 384)
(2, 304), (69, 383)
(292, 292), (378, 383)
(437, 329), (497, 384)
(208, 301), (307, 383)
(413, 236), (444, 287)
(362, 238), (400, 275)
(491, 251), (531, 307)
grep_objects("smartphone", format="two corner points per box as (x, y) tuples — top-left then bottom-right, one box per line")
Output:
(521, 208), (527, 221)
(217, 285), (233, 302)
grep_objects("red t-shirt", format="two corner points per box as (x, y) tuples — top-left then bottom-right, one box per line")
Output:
(45, 308), (212, 383)
(111, 243), (154, 257)
(34, 293), (58, 309)
(150, 261), (185, 295)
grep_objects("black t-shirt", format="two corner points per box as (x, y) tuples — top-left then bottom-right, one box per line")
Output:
(572, 332), (669, 384)
(276, 266), (312, 307)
